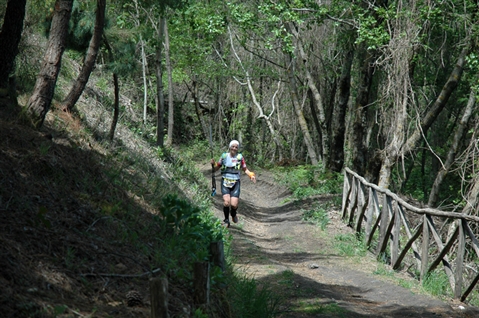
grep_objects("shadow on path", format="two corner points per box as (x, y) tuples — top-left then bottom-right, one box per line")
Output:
(201, 164), (479, 317)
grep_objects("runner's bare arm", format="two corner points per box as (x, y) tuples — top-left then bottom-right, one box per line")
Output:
(210, 159), (221, 172)
(244, 168), (256, 183)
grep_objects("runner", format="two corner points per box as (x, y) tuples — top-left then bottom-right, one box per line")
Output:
(211, 140), (256, 227)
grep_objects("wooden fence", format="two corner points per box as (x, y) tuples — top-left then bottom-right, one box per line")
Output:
(341, 167), (479, 301)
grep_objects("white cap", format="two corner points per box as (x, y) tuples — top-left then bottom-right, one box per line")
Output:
(229, 140), (239, 148)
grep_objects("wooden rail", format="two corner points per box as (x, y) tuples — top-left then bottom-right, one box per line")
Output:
(341, 168), (479, 301)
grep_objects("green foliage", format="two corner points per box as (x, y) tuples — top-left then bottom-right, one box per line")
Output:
(334, 233), (368, 257)
(39, 0), (96, 51)
(156, 195), (226, 280)
(299, 301), (346, 315)
(95, 77), (109, 92)
(275, 165), (343, 199)
(106, 40), (138, 75)
(171, 0), (228, 70)
(373, 263), (416, 290)
(25, 0), (57, 34)
(160, 194), (222, 241)
(193, 308), (209, 318)
(53, 304), (69, 316)
(422, 270), (452, 297)
(373, 262), (395, 277)
(66, 0), (96, 52)
(355, 10), (390, 50)
(466, 290), (479, 308)
(179, 139), (213, 161)
(144, 0), (188, 12)
(302, 202), (330, 230)
(160, 144), (213, 211)
(278, 269), (295, 287)
(126, 120), (157, 143)
(227, 274), (281, 318)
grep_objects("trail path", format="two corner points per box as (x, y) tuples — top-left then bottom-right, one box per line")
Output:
(202, 164), (479, 317)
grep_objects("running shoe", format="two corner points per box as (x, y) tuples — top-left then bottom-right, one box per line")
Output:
(232, 215), (238, 223)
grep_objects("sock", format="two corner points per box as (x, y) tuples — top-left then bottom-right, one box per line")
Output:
(223, 206), (230, 221)
(231, 207), (237, 218)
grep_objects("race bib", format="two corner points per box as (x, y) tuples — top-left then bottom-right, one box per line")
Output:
(223, 178), (236, 188)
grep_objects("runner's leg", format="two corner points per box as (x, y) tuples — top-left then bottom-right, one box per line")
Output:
(223, 194), (231, 225)
(221, 178), (232, 226)
(230, 182), (240, 223)
(230, 199), (239, 223)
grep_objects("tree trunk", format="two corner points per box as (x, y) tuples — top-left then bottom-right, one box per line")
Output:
(103, 36), (119, 141)
(428, 89), (476, 207)
(330, 49), (353, 172)
(376, 2), (469, 190)
(446, 120), (479, 240)
(377, 1), (419, 189)
(290, 23), (329, 167)
(156, 17), (166, 147)
(108, 72), (119, 141)
(227, 27), (283, 160)
(26, 0), (73, 129)
(247, 78), (284, 158)
(375, 44), (468, 188)
(164, 18), (174, 147)
(191, 78), (208, 140)
(140, 35), (148, 124)
(0, 0), (27, 89)
(61, 0), (106, 112)
(132, 0), (148, 125)
(461, 155), (479, 216)
(350, 47), (375, 176)
(308, 89), (323, 160)
(402, 48), (468, 154)
(285, 53), (318, 165)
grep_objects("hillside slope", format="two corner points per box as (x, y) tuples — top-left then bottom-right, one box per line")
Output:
(0, 81), (218, 318)
(0, 99), (160, 317)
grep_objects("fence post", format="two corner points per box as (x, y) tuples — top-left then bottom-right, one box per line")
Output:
(420, 215), (430, 281)
(354, 182), (368, 233)
(377, 195), (391, 256)
(454, 219), (465, 299)
(346, 177), (358, 225)
(210, 241), (225, 272)
(341, 169), (352, 219)
(193, 262), (210, 305)
(150, 277), (169, 318)
(391, 201), (401, 265)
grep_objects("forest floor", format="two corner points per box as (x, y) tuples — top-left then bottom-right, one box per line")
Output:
(203, 164), (479, 318)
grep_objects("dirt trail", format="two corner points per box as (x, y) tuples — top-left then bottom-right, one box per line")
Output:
(203, 165), (479, 317)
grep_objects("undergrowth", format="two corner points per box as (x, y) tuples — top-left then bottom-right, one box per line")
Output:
(302, 202), (330, 230)
(334, 233), (368, 258)
(274, 164), (343, 199)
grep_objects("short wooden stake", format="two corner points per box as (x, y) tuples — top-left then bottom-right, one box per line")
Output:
(193, 262), (210, 305)
(210, 241), (225, 272)
(150, 277), (169, 318)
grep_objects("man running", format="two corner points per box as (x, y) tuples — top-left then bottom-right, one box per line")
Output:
(211, 140), (256, 227)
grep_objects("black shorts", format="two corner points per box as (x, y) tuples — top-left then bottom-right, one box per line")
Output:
(221, 178), (241, 198)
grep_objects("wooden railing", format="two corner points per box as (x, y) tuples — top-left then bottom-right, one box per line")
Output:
(341, 167), (479, 301)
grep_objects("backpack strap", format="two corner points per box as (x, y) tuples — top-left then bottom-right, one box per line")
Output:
(221, 152), (242, 174)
